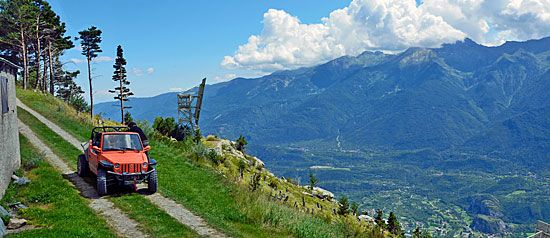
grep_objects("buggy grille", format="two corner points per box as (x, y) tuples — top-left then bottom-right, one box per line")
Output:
(122, 163), (142, 174)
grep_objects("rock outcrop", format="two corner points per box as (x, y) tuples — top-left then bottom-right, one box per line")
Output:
(468, 194), (503, 217)
(470, 215), (508, 234)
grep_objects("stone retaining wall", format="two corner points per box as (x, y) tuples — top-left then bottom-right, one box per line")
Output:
(0, 57), (20, 199)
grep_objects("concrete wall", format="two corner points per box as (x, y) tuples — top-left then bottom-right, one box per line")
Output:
(0, 58), (20, 200)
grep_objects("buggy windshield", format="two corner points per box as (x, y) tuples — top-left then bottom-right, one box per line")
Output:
(102, 134), (143, 151)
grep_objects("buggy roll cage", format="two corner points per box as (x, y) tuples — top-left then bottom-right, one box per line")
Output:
(90, 126), (131, 140)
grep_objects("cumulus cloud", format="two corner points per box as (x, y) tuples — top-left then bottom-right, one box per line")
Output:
(132, 68), (144, 76)
(222, 0), (550, 71)
(213, 73), (237, 82)
(70, 56), (114, 64)
(93, 56), (114, 63)
(147, 67), (154, 74)
(70, 58), (86, 64)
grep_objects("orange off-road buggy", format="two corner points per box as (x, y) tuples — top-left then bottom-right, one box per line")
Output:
(78, 126), (157, 195)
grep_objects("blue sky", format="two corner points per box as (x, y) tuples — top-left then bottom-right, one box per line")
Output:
(49, 0), (350, 102)
(50, 0), (550, 103)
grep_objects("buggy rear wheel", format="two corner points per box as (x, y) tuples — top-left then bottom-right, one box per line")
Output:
(77, 154), (90, 177)
(148, 169), (157, 194)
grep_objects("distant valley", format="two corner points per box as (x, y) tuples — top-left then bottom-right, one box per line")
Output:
(97, 37), (550, 237)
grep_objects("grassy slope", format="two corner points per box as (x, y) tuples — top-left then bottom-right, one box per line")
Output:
(17, 106), (199, 238)
(1, 134), (116, 238)
(16, 89), (384, 238)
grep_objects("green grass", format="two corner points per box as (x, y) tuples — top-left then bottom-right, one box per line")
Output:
(16, 90), (377, 238)
(17, 107), (200, 238)
(0, 134), (117, 238)
(151, 141), (289, 237)
(16, 89), (91, 140)
(17, 107), (80, 170)
(109, 194), (199, 238)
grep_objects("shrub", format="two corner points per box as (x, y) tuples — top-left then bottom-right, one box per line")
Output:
(193, 129), (202, 144)
(207, 150), (220, 166)
(124, 111), (133, 125)
(1, 214), (9, 226)
(206, 135), (218, 141)
(152, 117), (176, 136)
(236, 134), (247, 152)
(309, 170), (318, 191)
(22, 151), (45, 170)
(351, 201), (358, 215)
(337, 196), (350, 216)
(238, 160), (247, 179)
(250, 172), (261, 191)
(136, 119), (154, 137)
(192, 142), (208, 160)
(268, 178), (278, 190)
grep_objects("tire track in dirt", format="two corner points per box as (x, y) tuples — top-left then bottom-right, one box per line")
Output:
(18, 121), (148, 238)
(17, 99), (227, 238)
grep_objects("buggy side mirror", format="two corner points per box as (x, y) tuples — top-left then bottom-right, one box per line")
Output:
(144, 145), (151, 151)
(92, 146), (102, 153)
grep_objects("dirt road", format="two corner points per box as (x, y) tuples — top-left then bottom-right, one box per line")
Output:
(17, 99), (227, 237)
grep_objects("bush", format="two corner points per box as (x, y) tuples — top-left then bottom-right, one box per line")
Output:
(309, 170), (318, 191)
(337, 196), (350, 216)
(236, 134), (247, 152)
(136, 119), (154, 137)
(207, 150), (220, 166)
(268, 178), (279, 190)
(250, 173), (261, 191)
(193, 129), (202, 144)
(22, 151), (45, 170)
(124, 111), (133, 125)
(238, 160), (247, 178)
(205, 135), (218, 141)
(192, 142), (208, 160)
(153, 117), (176, 136)
(1, 214), (9, 226)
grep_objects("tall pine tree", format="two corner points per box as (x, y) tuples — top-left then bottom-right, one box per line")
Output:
(109, 45), (133, 123)
(0, 0), (36, 89)
(55, 69), (81, 102)
(77, 25), (102, 118)
(387, 211), (403, 236)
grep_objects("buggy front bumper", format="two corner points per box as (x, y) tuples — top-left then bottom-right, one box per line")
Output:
(107, 168), (156, 183)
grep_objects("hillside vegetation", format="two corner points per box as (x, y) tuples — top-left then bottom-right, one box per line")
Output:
(15, 89), (412, 237)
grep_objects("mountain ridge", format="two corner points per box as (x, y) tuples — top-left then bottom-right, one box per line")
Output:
(96, 36), (550, 236)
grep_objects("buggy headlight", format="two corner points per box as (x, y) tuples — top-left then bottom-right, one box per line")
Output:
(115, 163), (120, 169)
(143, 162), (147, 168)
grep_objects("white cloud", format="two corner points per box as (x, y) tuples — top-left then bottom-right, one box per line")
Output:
(223, 0), (550, 71)
(132, 68), (144, 77)
(70, 58), (86, 64)
(169, 88), (182, 91)
(95, 90), (110, 96)
(147, 67), (154, 74)
(70, 56), (114, 64)
(213, 73), (238, 82)
(93, 56), (114, 63)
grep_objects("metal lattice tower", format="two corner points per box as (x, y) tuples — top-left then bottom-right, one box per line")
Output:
(177, 78), (206, 131)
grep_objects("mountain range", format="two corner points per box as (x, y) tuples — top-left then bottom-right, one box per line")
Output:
(96, 37), (550, 236)
(98, 37), (550, 167)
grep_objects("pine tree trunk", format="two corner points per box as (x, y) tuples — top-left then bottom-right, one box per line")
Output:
(42, 49), (48, 92)
(34, 18), (41, 92)
(87, 57), (93, 119)
(120, 76), (124, 124)
(19, 27), (28, 89)
(48, 42), (54, 94)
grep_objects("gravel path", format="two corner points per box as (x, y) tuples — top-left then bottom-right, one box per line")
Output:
(18, 121), (148, 238)
(17, 99), (227, 237)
